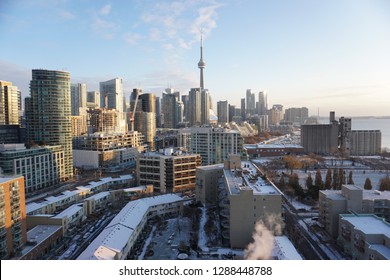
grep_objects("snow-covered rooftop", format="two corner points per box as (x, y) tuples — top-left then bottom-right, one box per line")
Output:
(244, 143), (303, 149)
(225, 161), (281, 196)
(197, 163), (224, 170)
(26, 175), (133, 214)
(322, 191), (345, 200)
(363, 190), (390, 200)
(273, 236), (303, 260)
(84, 191), (110, 201)
(368, 244), (390, 259)
(26, 201), (50, 214)
(77, 194), (183, 260)
(53, 204), (83, 219)
(340, 214), (390, 237)
(0, 175), (23, 184)
(21, 225), (62, 256)
(44, 190), (82, 203)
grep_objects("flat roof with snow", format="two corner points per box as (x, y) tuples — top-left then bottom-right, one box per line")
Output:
(0, 175), (23, 184)
(197, 163), (224, 171)
(84, 191), (110, 201)
(273, 236), (303, 260)
(368, 244), (390, 259)
(245, 143), (303, 149)
(363, 190), (390, 200)
(53, 204), (83, 219)
(123, 186), (149, 192)
(44, 190), (82, 203)
(225, 161), (281, 196)
(340, 214), (390, 237)
(21, 225), (62, 256)
(26, 201), (50, 214)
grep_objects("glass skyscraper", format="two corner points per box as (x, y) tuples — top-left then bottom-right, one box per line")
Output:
(26, 69), (73, 179)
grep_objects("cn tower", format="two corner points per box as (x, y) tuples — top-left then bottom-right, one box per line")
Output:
(198, 34), (206, 89)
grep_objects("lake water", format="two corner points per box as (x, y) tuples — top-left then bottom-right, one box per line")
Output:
(318, 117), (390, 150)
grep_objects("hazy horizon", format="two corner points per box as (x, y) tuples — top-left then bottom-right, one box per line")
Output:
(1, 0), (390, 116)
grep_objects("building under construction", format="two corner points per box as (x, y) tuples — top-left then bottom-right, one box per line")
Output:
(137, 148), (201, 193)
(72, 131), (144, 169)
(87, 108), (119, 133)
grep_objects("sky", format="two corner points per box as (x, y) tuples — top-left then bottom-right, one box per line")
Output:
(1, 0), (390, 117)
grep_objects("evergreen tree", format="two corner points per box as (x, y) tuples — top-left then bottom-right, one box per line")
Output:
(332, 168), (339, 190)
(325, 169), (332, 189)
(306, 173), (313, 190)
(379, 175), (390, 191)
(348, 170), (354, 185)
(307, 172), (319, 200)
(289, 173), (305, 198)
(315, 169), (323, 190)
(364, 177), (372, 190)
(338, 168), (345, 189)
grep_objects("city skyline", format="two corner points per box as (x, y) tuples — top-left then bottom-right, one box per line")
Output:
(1, 0), (390, 116)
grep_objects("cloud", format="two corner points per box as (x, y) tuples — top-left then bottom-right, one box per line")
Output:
(149, 28), (162, 41)
(99, 4), (111, 15)
(138, 1), (223, 50)
(178, 38), (191, 49)
(163, 43), (174, 50)
(123, 32), (143, 45)
(91, 18), (118, 39)
(59, 10), (76, 20)
(0, 60), (31, 101)
(128, 68), (198, 95)
(191, 4), (222, 38)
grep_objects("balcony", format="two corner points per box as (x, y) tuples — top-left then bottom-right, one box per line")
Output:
(221, 229), (230, 240)
(221, 219), (230, 229)
(219, 198), (230, 208)
(220, 208), (230, 218)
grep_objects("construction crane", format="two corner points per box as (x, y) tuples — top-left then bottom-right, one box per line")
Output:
(128, 89), (140, 131)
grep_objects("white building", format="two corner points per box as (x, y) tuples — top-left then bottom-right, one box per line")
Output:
(338, 214), (390, 260)
(0, 144), (65, 194)
(77, 194), (184, 260)
(99, 78), (124, 112)
(178, 126), (243, 166)
(26, 175), (133, 215)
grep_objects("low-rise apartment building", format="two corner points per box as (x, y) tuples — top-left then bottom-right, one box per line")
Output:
(319, 185), (390, 238)
(338, 214), (390, 260)
(195, 155), (283, 249)
(77, 194), (183, 260)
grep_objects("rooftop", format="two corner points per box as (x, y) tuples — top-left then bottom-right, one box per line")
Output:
(77, 194), (183, 260)
(368, 244), (390, 259)
(321, 190), (345, 201)
(53, 204), (83, 219)
(26, 175), (133, 215)
(273, 236), (303, 260)
(340, 214), (390, 237)
(84, 191), (110, 201)
(197, 163), (224, 171)
(343, 184), (362, 191)
(244, 143), (303, 149)
(26, 201), (50, 214)
(0, 175), (23, 184)
(225, 161), (281, 196)
(21, 225), (62, 256)
(363, 190), (390, 200)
